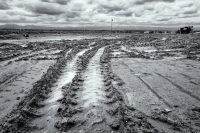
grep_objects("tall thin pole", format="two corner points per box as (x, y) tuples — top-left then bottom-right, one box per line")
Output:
(111, 18), (113, 35)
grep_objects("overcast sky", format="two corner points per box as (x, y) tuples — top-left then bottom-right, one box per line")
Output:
(0, 0), (199, 28)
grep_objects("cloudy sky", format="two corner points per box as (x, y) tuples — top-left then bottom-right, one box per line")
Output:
(0, 0), (200, 29)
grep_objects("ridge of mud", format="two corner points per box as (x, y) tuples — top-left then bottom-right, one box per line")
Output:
(54, 44), (107, 132)
(25, 49), (89, 133)
(100, 46), (161, 133)
(54, 44), (160, 133)
(109, 45), (200, 132)
(0, 45), (85, 132)
(0, 72), (26, 91)
(95, 45), (199, 133)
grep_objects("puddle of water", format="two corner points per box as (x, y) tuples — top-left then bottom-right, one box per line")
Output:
(31, 49), (87, 133)
(47, 72), (76, 103)
(163, 56), (186, 60)
(0, 35), (120, 45)
(121, 46), (132, 52)
(112, 51), (122, 56)
(145, 49), (157, 52)
(68, 47), (121, 132)
(65, 49), (72, 57)
(162, 37), (167, 41)
(89, 42), (95, 46)
(0, 35), (96, 44)
(48, 49), (62, 54)
(81, 47), (105, 108)
(134, 46), (157, 53)
(47, 49), (87, 103)
(162, 48), (183, 52)
(134, 74), (141, 76)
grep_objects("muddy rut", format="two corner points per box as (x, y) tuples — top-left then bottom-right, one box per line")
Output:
(0, 43), (169, 133)
(63, 47), (114, 132)
(1, 37), (199, 133)
(53, 45), (161, 133)
(30, 49), (88, 133)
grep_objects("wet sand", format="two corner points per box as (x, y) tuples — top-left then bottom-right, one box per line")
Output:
(1, 34), (200, 133)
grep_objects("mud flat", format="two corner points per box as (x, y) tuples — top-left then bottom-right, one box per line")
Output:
(0, 34), (200, 133)
(65, 47), (113, 132)
(54, 44), (161, 133)
(0, 40), (69, 122)
(0, 60), (55, 121)
(109, 34), (200, 132)
(54, 45), (108, 132)
(0, 40), (86, 132)
(80, 47), (105, 107)
(29, 49), (88, 133)
(0, 34), (122, 46)
(0, 48), (60, 66)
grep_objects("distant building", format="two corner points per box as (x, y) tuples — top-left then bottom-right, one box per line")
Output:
(177, 26), (193, 34)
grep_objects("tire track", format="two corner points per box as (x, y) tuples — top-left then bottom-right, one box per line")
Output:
(0, 49), (52, 66)
(179, 73), (193, 80)
(156, 72), (200, 102)
(29, 49), (88, 133)
(137, 77), (172, 108)
(121, 61), (172, 108)
(54, 45), (113, 133)
(0, 47), (82, 132)
(0, 71), (26, 91)
(103, 46), (164, 133)
(80, 47), (105, 108)
(65, 47), (113, 132)
(179, 73), (200, 85)
(159, 62), (200, 86)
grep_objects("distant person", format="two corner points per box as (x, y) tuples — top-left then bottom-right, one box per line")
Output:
(24, 34), (29, 38)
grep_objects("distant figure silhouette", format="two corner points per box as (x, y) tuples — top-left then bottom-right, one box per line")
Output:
(24, 34), (29, 37)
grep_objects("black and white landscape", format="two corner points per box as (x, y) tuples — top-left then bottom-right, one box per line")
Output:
(0, 0), (200, 133)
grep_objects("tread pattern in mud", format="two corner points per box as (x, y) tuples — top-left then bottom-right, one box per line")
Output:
(0, 46), (85, 132)
(1, 35), (200, 133)
(54, 45), (162, 133)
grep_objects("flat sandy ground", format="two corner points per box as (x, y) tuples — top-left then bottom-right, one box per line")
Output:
(109, 37), (200, 132)
(0, 60), (55, 120)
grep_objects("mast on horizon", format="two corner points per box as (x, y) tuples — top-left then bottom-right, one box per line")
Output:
(111, 18), (113, 34)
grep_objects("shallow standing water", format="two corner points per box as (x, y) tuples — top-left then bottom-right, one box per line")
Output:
(68, 47), (115, 133)
(81, 47), (105, 108)
(30, 49), (87, 133)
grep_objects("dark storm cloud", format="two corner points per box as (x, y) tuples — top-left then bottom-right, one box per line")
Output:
(183, 9), (198, 15)
(134, 12), (143, 17)
(41, 0), (50, 2)
(179, 14), (199, 18)
(7, 10), (42, 17)
(65, 12), (80, 18)
(157, 17), (172, 21)
(0, 0), (200, 28)
(97, 4), (125, 13)
(0, 17), (37, 23)
(55, 0), (70, 5)
(117, 11), (133, 17)
(179, 3), (194, 8)
(0, 2), (11, 10)
(40, 0), (70, 5)
(28, 4), (64, 15)
(134, 0), (175, 5)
